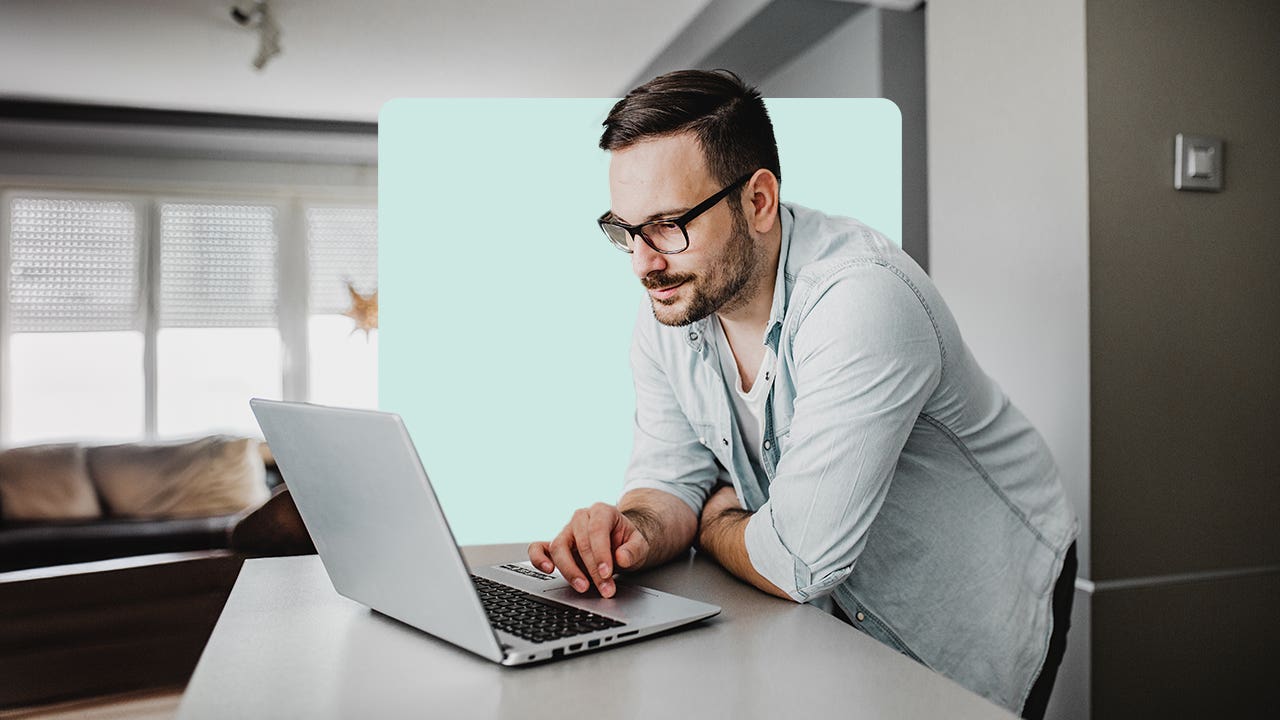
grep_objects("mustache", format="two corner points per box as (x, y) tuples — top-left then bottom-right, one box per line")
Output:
(641, 271), (695, 291)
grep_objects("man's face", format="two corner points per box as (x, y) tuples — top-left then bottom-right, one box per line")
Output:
(607, 133), (761, 327)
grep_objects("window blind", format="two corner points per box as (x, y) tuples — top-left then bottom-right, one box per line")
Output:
(7, 197), (140, 333)
(159, 203), (277, 328)
(305, 206), (377, 315)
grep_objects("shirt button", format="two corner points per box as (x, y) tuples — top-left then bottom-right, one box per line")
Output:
(722, 438), (729, 446)
(763, 440), (772, 450)
(699, 437), (706, 445)
(855, 611), (866, 622)
(688, 331), (699, 342)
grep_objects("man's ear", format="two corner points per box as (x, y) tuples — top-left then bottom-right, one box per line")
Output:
(744, 169), (780, 235)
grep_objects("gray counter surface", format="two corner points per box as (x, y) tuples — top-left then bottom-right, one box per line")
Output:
(177, 543), (1014, 719)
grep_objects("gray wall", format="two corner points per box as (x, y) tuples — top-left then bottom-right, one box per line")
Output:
(929, 0), (1280, 717)
(926, 1), (1092, 717)
(1085, 0), (1280, 716)
(1086, 0), (1280, 581)
(757, 8), (882, 97)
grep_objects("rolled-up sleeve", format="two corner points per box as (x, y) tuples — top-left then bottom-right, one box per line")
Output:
(744, 263), (943, 601)
(620, 300), (719, 516)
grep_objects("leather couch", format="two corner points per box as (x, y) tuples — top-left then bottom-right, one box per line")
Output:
(0, 437), (280, 573)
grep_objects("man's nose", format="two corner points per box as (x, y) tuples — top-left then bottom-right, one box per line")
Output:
(631, 235), (667, 279)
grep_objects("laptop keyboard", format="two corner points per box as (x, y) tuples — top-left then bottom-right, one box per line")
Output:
(471, 575), (625, 644)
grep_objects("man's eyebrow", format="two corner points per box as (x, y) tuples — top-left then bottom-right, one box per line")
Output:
(608, 207), (692, 225)
(644, 207), (691, 222)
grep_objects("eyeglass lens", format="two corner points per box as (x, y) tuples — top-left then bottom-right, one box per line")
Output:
(604, 220), (687, 253)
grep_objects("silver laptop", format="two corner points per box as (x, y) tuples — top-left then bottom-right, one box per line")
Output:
(249, 398), (720, 666)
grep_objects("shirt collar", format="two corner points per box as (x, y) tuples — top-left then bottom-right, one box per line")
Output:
(764, 204), (795, 351)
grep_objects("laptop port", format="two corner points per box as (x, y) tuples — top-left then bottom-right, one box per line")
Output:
(618, 630), (639, 638)
(568, 643), (582, 652)
(552, 648), (564, 658)
(587, 639), (600, 648)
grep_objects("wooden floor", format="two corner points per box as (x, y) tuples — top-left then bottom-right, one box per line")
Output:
(0, 689), (182, 720)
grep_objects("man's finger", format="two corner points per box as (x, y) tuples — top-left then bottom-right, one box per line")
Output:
(547, 531), (591, 593)
(571, 519), (613, 597)
(586, 504), (617, 581)
(527, 541), (554, 574)
(568, 509), (606, 593)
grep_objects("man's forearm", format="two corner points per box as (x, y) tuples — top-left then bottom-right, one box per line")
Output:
(617, 488), (698, 568)
(698, 508), (791, 600)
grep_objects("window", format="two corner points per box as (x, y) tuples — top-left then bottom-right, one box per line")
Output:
(1, 192), (377, 445)
(157, 202), (281, 437)
(305, 206), (378, 410)
(4, 197), (145, 444)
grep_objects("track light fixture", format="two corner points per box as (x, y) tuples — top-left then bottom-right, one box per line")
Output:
(230, 0), (282, 71)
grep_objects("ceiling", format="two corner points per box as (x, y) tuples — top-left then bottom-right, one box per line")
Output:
(0, 0), (716, 121)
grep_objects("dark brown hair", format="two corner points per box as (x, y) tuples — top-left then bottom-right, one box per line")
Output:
(599, 69), (781, 187)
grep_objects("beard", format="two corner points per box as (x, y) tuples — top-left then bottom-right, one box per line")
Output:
(643, 205), (762, 327)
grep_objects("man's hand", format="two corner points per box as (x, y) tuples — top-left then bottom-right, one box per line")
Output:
(528, 503), (651, 599)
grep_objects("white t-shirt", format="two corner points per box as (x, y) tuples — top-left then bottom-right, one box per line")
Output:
(712, 318), (773, 474)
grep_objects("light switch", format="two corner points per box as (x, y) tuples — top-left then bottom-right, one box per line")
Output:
(1175, 133), (1224, 191)
(1188, 146), (1214, 178)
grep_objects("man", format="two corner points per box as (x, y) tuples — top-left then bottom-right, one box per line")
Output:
(528, 70), (1078, 719)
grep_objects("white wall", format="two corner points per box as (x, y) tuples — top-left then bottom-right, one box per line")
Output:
(926, 0), (1090, 573)
(927, 2), (1091, 717)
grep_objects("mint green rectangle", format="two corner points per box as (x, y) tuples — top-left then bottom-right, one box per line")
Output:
(379, 98), (900, 545)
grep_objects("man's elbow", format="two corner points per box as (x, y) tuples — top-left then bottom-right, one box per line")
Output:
(744, 515), (858, 602)
(762, 580), (797, 602)
(762, 546), (857, 603)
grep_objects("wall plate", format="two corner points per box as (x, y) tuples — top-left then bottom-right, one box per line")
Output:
(1175, 133), (1224, 192)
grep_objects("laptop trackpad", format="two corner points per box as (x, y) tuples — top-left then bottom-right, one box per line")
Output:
(492, 561), (646, 603)
(540, 583), (649, 623)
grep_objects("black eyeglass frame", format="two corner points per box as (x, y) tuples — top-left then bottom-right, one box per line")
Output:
(597, 171), (756, 254)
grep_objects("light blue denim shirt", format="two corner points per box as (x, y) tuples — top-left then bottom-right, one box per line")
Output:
(621, 203), (1078, 712)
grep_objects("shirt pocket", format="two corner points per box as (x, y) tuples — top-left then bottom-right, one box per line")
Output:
(691, 421), (729, 462)
(692, 421), (750, 505)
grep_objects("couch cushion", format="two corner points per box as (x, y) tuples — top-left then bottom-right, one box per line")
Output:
(87, 436), (269, 519)
(0, 444), (102, 521)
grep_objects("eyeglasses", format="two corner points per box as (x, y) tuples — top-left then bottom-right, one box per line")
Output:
(598, 172), (754, 254)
